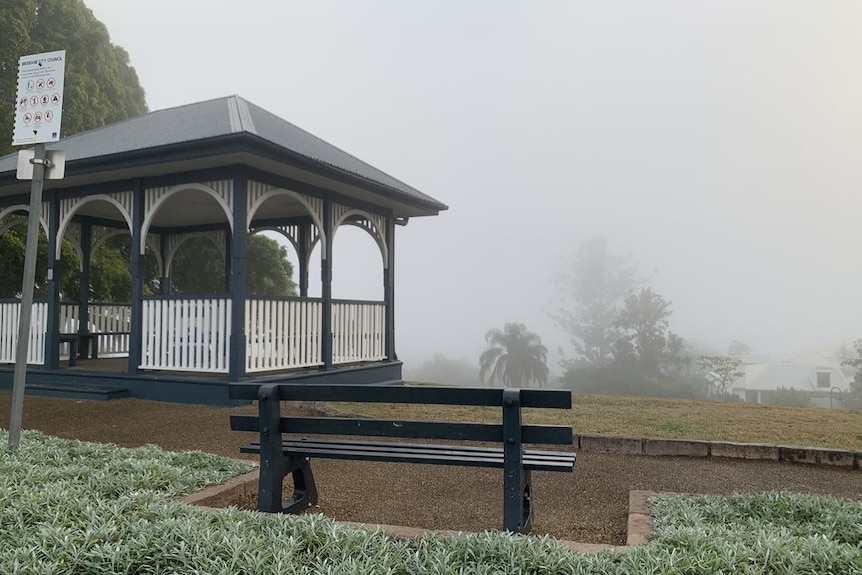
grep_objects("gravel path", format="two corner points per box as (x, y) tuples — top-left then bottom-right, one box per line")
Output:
(3, 393), (860, 545)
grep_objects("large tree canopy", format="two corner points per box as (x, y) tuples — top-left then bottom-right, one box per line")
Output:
(0, 0), (147, 156)
(170, 234), (297, 297)
(0, 4), (299, 301)
(553, 237), (638, 367)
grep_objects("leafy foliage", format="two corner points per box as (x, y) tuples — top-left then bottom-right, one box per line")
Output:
(0, 224), (78, 298)
(0, 0), (148, 157)
(727, 339), (752, 356)
(553, 237), (638, 366)
(479, 323), (549, 388)
(2, 429), (861, 574)
(613, 287), (687, 377)
(650, 492), (862, 573)
(170, 234), (297, 296)
(841, 339), (862, 409)
(698, 354), (744, 396)
(768, 386), (812, 407)
(560, 363), (706, 398)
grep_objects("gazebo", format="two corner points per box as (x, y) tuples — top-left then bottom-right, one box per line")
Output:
(0, 96), (446, 404)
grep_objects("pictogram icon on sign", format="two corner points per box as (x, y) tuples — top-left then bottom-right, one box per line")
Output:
(23, 113), (32, 124)
(30, 96), (39, 107)
(33, 111), (43, 123)
(50, 93), (60, 105)
(26, 80), (35, 92)
(47, 78), (56, 89)
(36, 79), (45, 91)
(19, 97), (28, 108)
(45, 110), (53, 122)
(40, 95), (49, 106)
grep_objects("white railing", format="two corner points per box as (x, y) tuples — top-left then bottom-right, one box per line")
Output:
(60, 302), (132, 357)
(332, 300), (386, 365)
(0, 301), (48, 365)
(141, 298), (231, 373)
(90, 303), (132, 356)
(246, 298), (323, 372)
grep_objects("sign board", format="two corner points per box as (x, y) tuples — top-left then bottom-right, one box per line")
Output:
(16, 149), (66, 180)
(12, 50), (66, 147)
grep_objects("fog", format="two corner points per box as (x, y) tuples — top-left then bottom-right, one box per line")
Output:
(85, 1), (862, 373)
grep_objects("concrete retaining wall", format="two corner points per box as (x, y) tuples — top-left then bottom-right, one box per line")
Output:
(575, 434), (862, 470)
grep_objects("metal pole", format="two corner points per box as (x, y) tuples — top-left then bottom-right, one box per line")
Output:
(8, 143), (47, 450)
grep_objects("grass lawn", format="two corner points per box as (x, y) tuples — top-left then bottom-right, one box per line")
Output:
(335, 388), (862, 451)
(2, 429), (861, 574)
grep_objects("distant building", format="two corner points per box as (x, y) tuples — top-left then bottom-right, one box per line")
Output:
(730, 352), (852, 407)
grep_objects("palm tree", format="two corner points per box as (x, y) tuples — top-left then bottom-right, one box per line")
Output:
(479, 323), (549, 388)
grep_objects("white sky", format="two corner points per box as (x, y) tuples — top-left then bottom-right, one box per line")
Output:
(83, 0), (862, 371)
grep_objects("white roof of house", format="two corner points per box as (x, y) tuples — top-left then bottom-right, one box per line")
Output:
(733, 355), (851, 392)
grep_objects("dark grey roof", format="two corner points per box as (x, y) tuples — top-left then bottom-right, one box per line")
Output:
(0, 95), (446, 213)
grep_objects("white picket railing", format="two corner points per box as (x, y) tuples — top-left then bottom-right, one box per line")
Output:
(60, 302), (132, 357)
(0, 297), (386, 372)
(332, 300), (386, 365)
(140, 298), (231, 373)
(246, 298), (323, 372)
(0, 301), (48, 365)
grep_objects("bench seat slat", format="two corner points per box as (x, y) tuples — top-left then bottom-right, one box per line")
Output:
(240, 439), (575, 472)
(230, 415), (572, 445)
(258, 438), (575, 463)
(229, 384), (571, 409)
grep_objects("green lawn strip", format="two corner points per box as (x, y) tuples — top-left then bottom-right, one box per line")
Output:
(334, 389), (862, 451)
(2, 429), (861, 574)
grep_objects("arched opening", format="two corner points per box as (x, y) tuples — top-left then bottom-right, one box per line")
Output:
(331, 225), (384, 301)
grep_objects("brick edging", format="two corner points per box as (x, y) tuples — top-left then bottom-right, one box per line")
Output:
(577, 434), (861, 469)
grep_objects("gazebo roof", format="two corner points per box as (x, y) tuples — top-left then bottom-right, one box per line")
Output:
(0, 95), (447, 218)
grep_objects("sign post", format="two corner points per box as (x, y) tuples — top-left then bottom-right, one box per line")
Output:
(8, 50), (66, 450)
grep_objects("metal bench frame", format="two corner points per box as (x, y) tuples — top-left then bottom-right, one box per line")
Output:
(229, 383), (576, 534)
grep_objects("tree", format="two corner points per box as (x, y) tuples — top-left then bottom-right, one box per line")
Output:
(0, 0), (148, 157)
(613, 287), (686, 377)
(553, 237), (638, 366)
(170, 235), (296, 296)
(479, 323), (549, 388)
(246, 234), (298, 296)
(840, 339), (862, 409)
(698, 354), (744, 397)
(0, 224), (78, 298)
(1, 1), (149, 296)
(728, 340), (752, 357)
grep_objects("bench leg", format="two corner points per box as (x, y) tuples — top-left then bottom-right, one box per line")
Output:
(504, 467), (533, 534)
(258, 455), (318, 515)
(283, 457), (318, 513)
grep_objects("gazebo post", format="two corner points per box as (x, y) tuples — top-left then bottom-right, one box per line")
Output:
(321, 199), (333, 368)
(159, 231), (170, 294)
(78, 220), (92, 357)
(298, 221), (310, 298)
(384, 215), (396, 361)
(128, 180), (145, 374)
(223, 224), (232, 293)
(44, 194), (62, 370)
(228, 173), (248, 381)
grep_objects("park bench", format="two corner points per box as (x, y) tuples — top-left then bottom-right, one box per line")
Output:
(60, 331), (131, 366)
(229, 383), (576, 534)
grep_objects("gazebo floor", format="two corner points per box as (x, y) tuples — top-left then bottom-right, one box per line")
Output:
(65, 357), (128, 373)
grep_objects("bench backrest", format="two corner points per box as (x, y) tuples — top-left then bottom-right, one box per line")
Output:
(230, 384), (573, 446)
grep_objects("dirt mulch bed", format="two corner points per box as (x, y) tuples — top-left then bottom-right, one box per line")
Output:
(2, 393), (861, 545)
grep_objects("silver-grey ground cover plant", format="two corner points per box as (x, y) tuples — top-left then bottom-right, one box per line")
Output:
(1, 430), (860, 574)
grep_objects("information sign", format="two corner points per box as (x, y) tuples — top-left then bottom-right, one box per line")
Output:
(12, 50), (66, 146)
